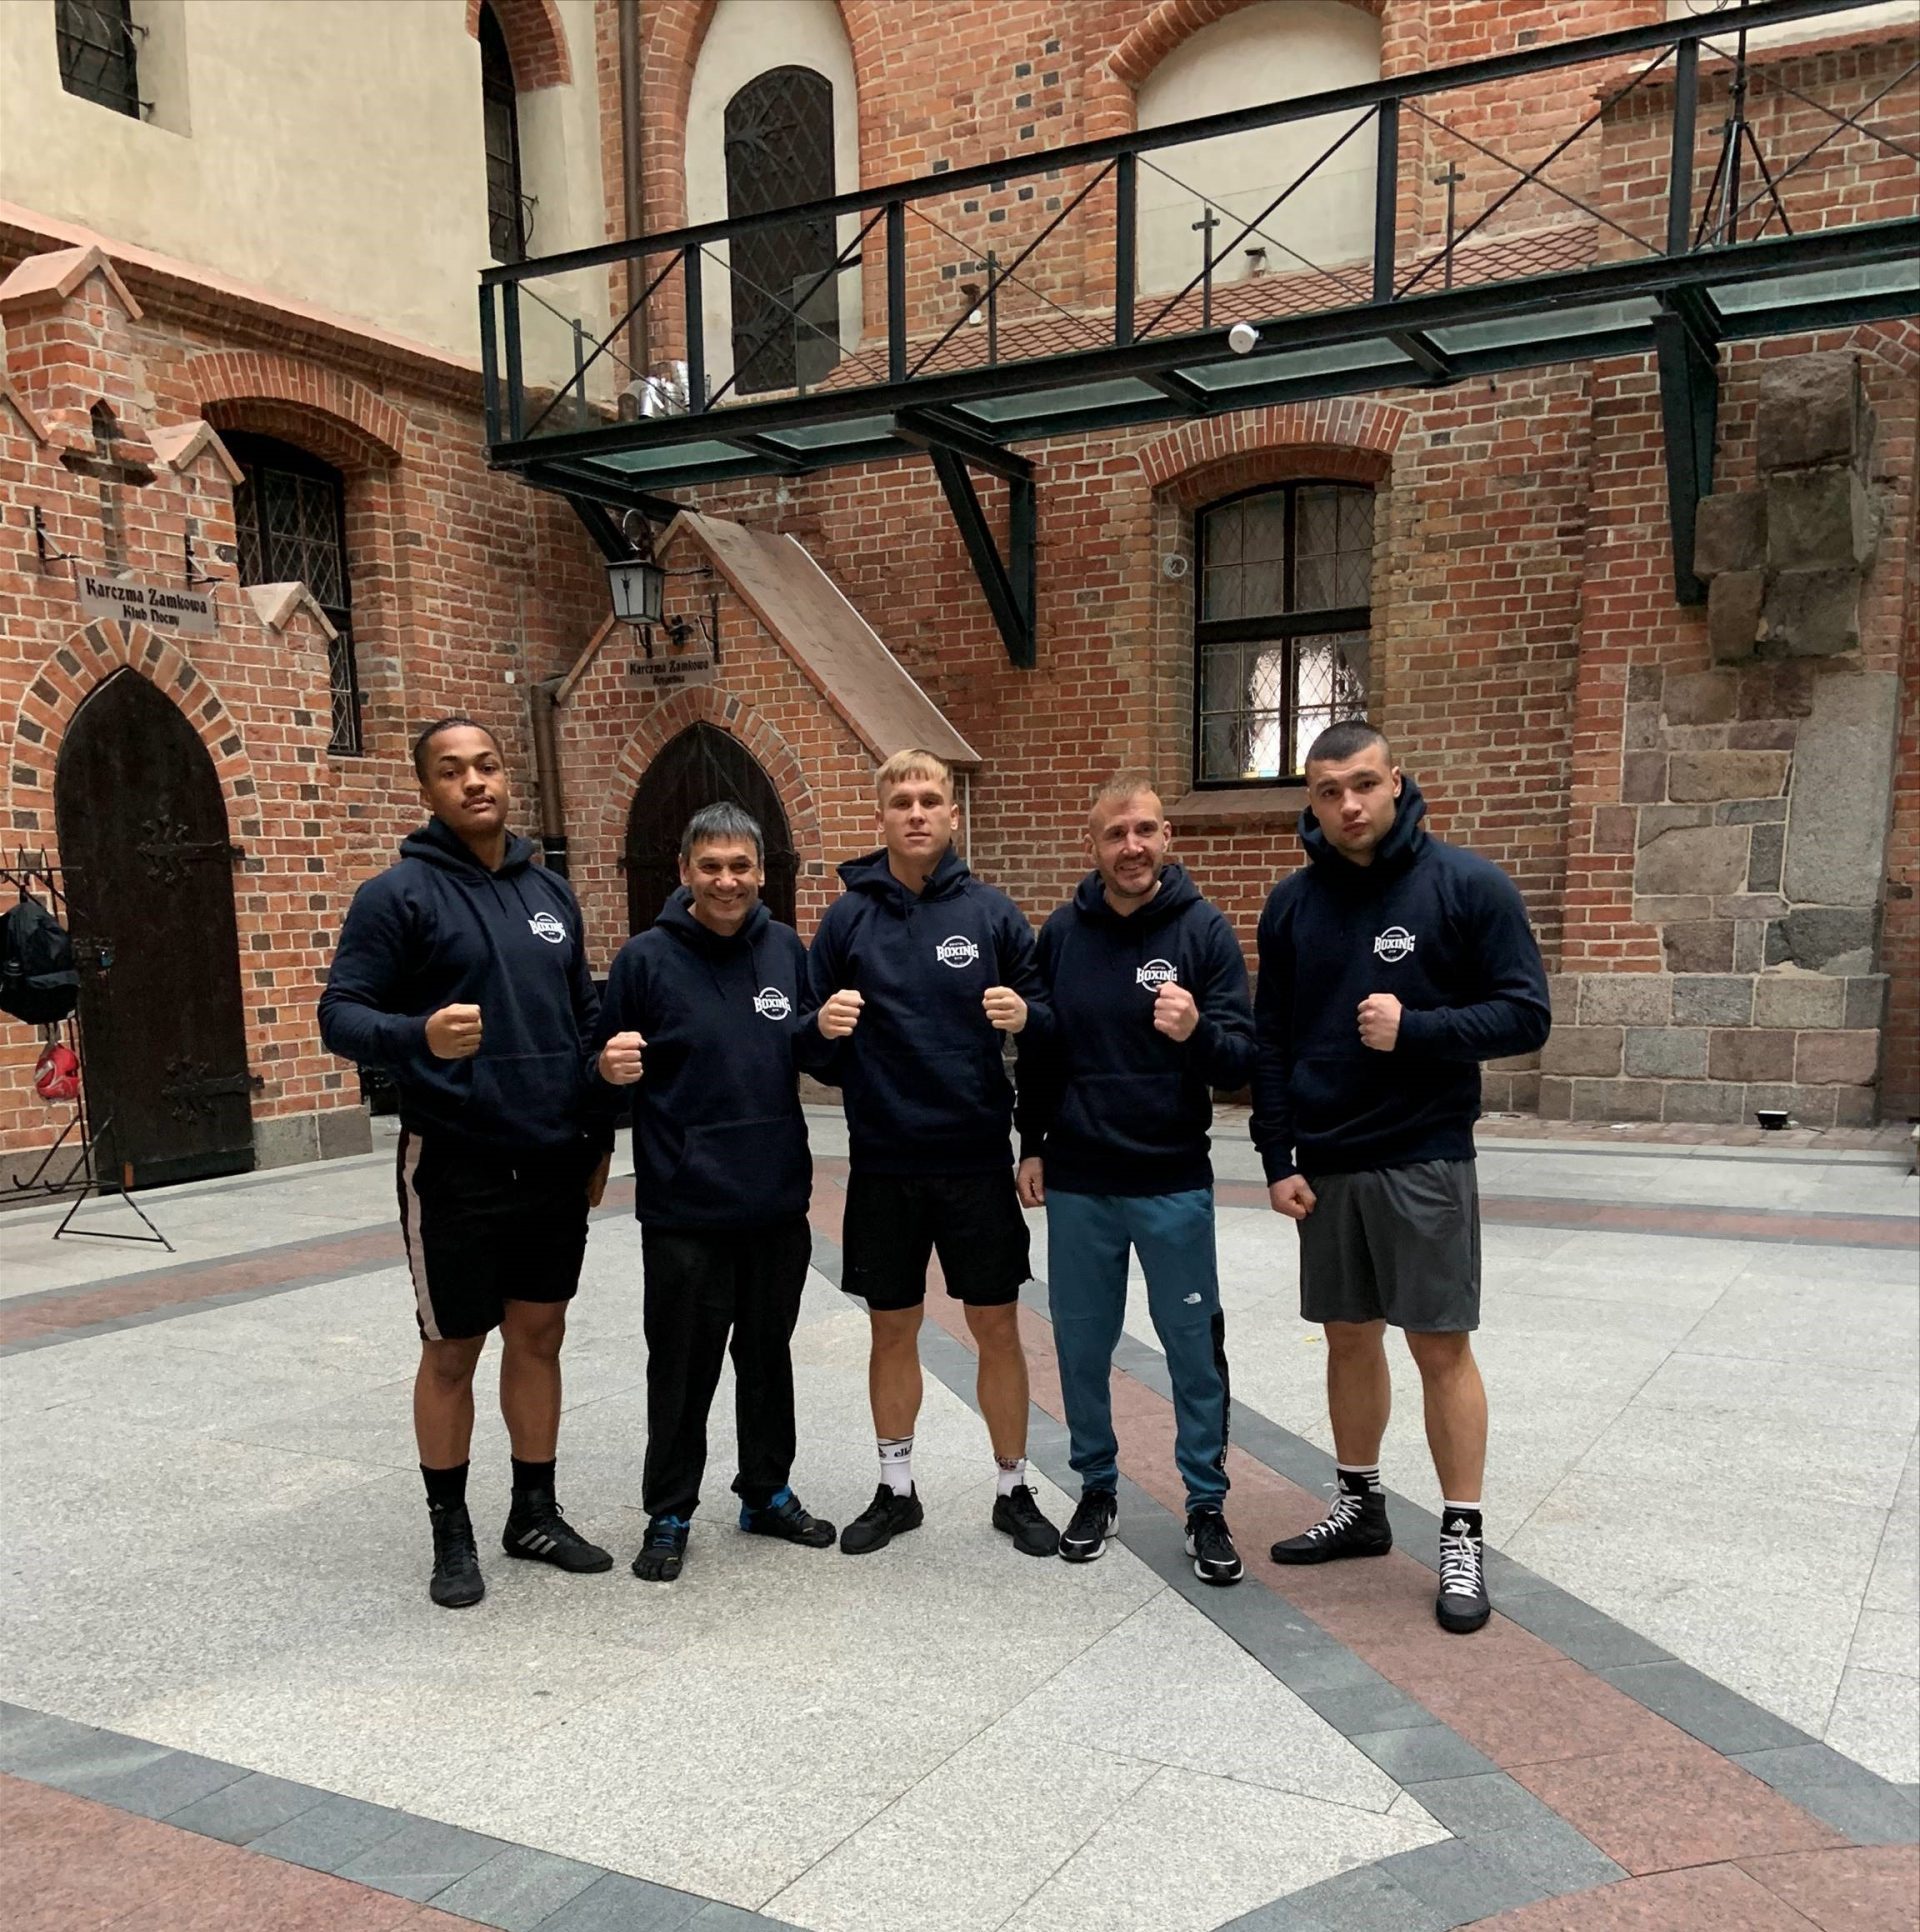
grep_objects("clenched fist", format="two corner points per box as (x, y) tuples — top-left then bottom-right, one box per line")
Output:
(1269, 1175), (1317, 1220)
(1016, 1156), (1045, 1208)
(982, 985), (1028, 1034)
(598, 1030), (645, 1085)
(425, 1003), (483, 1060)
(1152, 983), (1199, 1042)
(817, 989), (864, 1040)
(1357, 993), (1402, 1053)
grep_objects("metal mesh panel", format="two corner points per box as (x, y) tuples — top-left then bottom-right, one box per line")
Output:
(233, 451), (361, 756)
(56, 0), (140, 117)
(724, 67), (839, 397)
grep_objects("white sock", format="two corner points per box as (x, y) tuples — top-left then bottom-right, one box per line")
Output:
(878, 1435), (913, 1496)
(996, 1456), (1026, 1498)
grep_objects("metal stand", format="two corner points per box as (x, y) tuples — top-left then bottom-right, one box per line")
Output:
(1693, 26), (1794, 247)
(2, 853), (170, 1249)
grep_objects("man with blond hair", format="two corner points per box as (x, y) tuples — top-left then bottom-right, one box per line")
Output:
(809, 748), (1060, 1558)
(1016, 774), (1254, 1582)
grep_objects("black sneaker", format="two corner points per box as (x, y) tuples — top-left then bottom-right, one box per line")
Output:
(1059, 1488), (1118, 1564)
(428, 1502), (485, 1610)
(1269, 1482), (1392, 1565)
(1185, 1506), (1244, 1586)
(992, 1484), (1060, 1557)
(839, 1483), (924, 1555)
(1435, 1513), (1491, 1635)
(739, 1488), (836, 1548)
(502, 1489), (614, 1574)
(632, 1514), (689, 1583)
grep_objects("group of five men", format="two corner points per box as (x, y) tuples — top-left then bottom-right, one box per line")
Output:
(319, 718), (1550, 1637)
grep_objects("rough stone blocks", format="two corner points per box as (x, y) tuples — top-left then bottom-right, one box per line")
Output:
(1673, 975), (1754, 1027)
(1624, 1026), (1708, 1079)
(1577, 973), (1671, 1026)
(1766, 467), (1873, 571)
(1692, 490), (1765, 577)
(1541, 1026), (1623, 1078)
(1709, 569), (1766, 662)
(1667, 752), (1789, 803)
(1762, 567), (1862, 658)
(1794, 1029), (1880, 1086)
(1752, 973), (1845, 1029)
(1754, 353), (1867, 473)
(1708, 1028), (1796, 1083)
(1636, 824), (1748, 897)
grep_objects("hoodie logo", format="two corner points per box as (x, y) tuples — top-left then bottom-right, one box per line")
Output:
(1136, 957), (1177, 990)
(752, 987), (792, 1021)
(935, 934), (981, 969)
(527, 911), (567, 946)
(1372, 925), (1415, 964)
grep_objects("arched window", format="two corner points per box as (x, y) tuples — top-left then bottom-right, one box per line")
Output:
(480, 1), (527, 262)
(226, 432), (362, 756)
(723, 66), (837, 395)
(1194, 482), (1373, 785)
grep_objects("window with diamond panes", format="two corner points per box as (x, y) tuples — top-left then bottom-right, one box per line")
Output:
(1194, 483), (1373, 785)
(56, 0), (142, 117)
(227, 434), (363, 756)
(480, 2), (527, 263)
(723, 66), (838, 396)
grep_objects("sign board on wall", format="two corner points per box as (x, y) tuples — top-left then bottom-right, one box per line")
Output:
(77, 574), (218, 637)
(628, 651), (716, 688)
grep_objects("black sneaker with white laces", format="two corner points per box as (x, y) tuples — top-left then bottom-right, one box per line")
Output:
(1059, 1488), (1118, 1564)
(739, 1487), (836, 1548)
(502, 1489), (614, 1573)
(428, 1502), (485, 1609)
(1185, 1506), (1244, 1586)
(1269, 1477), (1392, 1566)
(839, 1483), (924, 1555)
(632, 1514), (689, 1583)
(1435, 1510), (1491, 1634)
(992, 1484), (1060, 1557)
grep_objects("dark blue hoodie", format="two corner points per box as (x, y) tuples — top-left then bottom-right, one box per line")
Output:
(1250, 777), (1551, 1183)
(1017, 864), (1255, 1198)
(806, 846), (1047, 1175)
(319, 817), (603, 1153)
(589, 891), (826, 1229)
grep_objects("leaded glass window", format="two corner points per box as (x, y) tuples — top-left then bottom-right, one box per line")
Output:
(723, 66), (838, 396)
(481, 3), (527, 263)
(1194, 483), (1373, 784)
(227, 434), (362, 757)
(56, 0), (141, 118)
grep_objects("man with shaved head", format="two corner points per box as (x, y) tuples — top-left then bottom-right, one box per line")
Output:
(1016, 773), (1255, 1582)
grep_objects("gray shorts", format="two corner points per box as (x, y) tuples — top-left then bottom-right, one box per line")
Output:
(1297, 1158), (1481, 1333)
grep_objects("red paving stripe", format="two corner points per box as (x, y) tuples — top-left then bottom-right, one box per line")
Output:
(0, 1773), (488, 1931)
(1467, 1860), (1832, 1929)
(1212, 1178), (1918, 1246)
(1736, 1845), (1920, 1932)
(911, 1288), (1868, 1913)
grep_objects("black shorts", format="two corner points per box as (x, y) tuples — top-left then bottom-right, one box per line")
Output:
(841, 1169), (1031, 1312)
(1297, 1158), (1481, 1334)
(397, 1130), (596, 1341)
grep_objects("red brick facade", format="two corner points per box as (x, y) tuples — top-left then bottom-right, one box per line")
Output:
(1, 1), (1914, 1187)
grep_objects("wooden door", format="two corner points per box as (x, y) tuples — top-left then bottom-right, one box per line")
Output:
(54, 670), (255, 1187)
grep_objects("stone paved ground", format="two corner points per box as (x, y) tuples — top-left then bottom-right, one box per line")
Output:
(1, 1110), (1914, 1931)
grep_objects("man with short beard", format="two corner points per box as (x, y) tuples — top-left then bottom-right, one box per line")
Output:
(1016, 774), (1254, 1584)
(1252, 720), (1550, 1635)
(320, 717), (614, 1610)
(589, 802), (837, 1584)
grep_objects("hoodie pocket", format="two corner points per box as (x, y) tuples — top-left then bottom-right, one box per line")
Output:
(667, 1113), (809, 1211)
(1056, 1072), (1192, 1162)
(888, 1044), (1004, 1138)
(465, 1051), (583, 1144)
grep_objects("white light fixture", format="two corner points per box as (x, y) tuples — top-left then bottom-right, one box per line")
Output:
(1227, 321), (1259, 355)
(606, 554), (664, 626)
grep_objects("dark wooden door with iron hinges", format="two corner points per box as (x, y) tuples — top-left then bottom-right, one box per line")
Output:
(624, 723), (797, 935)
(54, 668), (255, 1187)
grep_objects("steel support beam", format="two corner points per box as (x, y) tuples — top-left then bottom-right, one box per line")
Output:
(1387, 329), (1455, 383)
(927, 445), (1035, 669)
(1653, 296), (1720, 606)
(893, 408), (1033, 483)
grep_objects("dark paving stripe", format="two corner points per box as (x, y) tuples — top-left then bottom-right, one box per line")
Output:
(0, 1710), (800, 1930)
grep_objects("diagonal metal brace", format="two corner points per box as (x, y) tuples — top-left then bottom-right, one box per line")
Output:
(1652, 293), (1720, 606)
(926, 445), (1035, 669)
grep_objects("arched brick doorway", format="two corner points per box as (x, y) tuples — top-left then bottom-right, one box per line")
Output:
(624, 723), (797, 932)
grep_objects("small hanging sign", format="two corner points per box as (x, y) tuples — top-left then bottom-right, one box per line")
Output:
(77, 573), (218, 637)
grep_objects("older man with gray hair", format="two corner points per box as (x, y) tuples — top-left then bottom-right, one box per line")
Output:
(589, 801), (837, 1584)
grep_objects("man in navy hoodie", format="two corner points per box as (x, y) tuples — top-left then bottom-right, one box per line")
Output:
(320, 718), (614, 1610)
(809, 748), (1060, 1560)
(589, 802), (837, 1584)
(1252, 721), (1550, 1635)
(1016, 774), (1255, 1584)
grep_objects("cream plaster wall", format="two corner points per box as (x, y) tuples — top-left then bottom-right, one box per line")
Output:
(1135, 1), (1381, 295)
(684, 0), (862, 401)
(0, 0), (607, 365)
